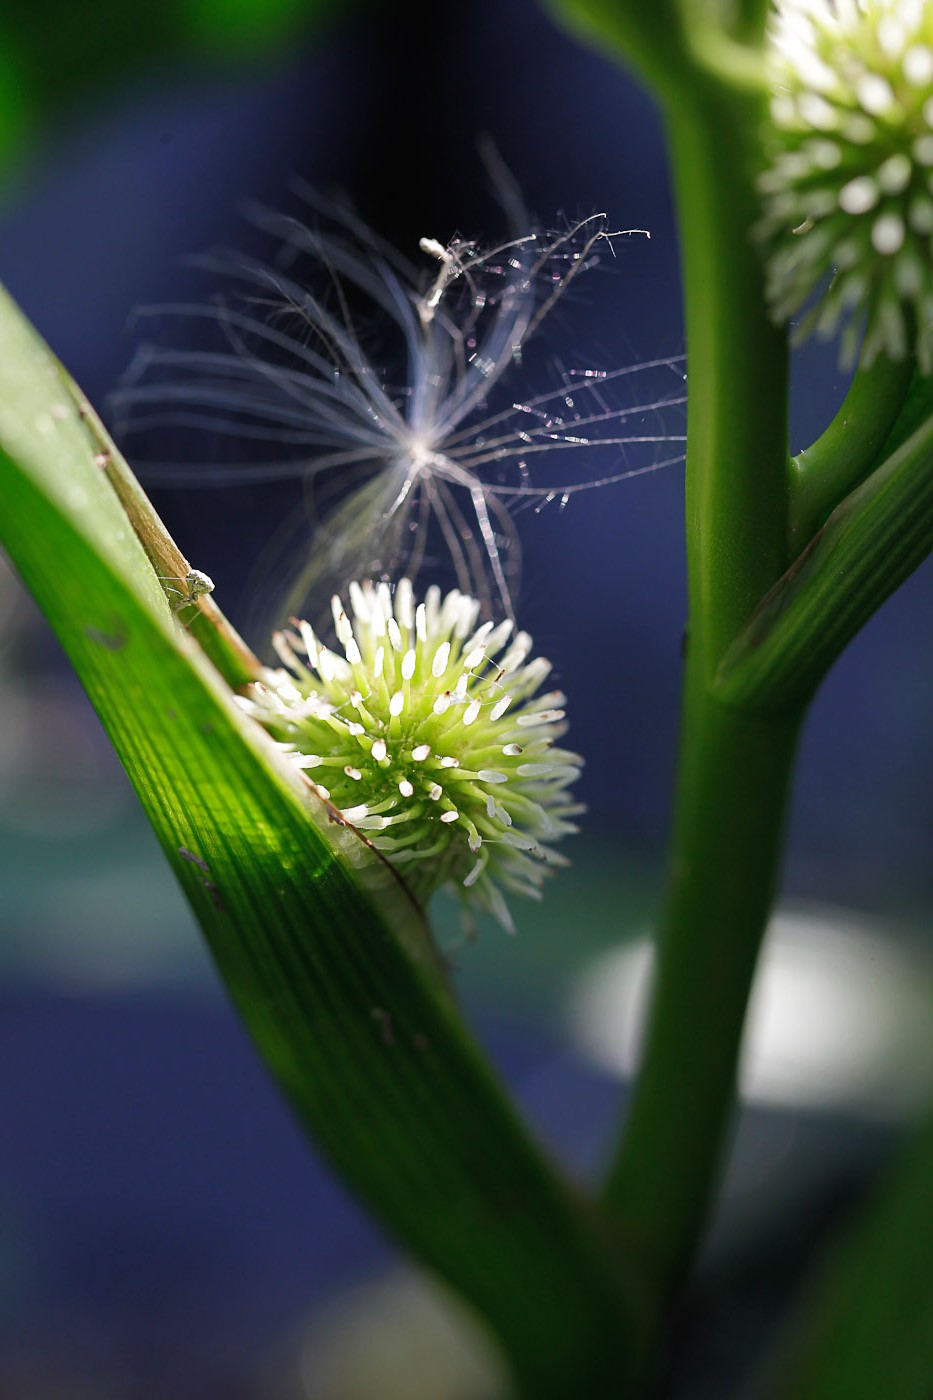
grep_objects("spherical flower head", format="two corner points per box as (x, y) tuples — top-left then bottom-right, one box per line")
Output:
(759, 0), (933, 368)
(239, 579), (583, 932)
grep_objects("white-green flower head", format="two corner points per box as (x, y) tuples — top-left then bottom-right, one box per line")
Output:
(760, 0), (933, 367)
(240, 579), (583, 932)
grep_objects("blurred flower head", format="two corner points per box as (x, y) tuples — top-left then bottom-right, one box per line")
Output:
(759, 0), (933, 367)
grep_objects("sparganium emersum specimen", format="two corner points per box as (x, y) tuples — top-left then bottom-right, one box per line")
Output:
(238, 578), (583, 932)
(759, 0), (933, 368)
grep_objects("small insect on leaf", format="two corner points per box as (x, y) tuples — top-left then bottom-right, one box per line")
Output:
(160, 568), (216, 612)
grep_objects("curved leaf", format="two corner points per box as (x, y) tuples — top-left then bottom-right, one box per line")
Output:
(0, 284), (639, 1397)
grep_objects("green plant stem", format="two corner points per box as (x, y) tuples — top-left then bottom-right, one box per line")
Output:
(665, 97), (789, 670)
(788, 352), (914, 552)
(716, 407), (933, 713)
(604, 697), (800, 1294)
(602, 85), (798, 1315)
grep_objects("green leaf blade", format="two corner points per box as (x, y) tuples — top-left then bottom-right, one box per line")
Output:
(761, 1115), (933, 1400)
(0, 284), (640, 1396)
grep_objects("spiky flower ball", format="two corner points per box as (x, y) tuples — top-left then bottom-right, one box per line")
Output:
(239, 580), (583, 931)
(759, 0), (933, 367)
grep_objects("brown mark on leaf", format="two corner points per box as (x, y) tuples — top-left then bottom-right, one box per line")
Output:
(178, 846), (209, 872)
(202, 880), (225, 912)
(93, 450), (112, 471)
(178, 847), (225, 912)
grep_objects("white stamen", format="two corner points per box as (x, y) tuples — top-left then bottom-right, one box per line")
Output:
(516, 708), (565, 725)
(877, 154), (911, 197)
(297, 620), (319, 666)
(913, 134), (933, 167)
(348, 580), (368, 621)
(839, 175), (879, 215)
(908, 196), (933, 233)
(904, 45), (933, 87)
(872, 212), (906, 254)
(463, 858), (485, 887)
(333, 600), (353, 643)
(501, 633), (533, 673)
(395, 577), (414, 629)
(856, 73), (895, 116)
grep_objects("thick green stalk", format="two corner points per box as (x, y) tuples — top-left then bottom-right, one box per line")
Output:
(602, 85), (799, 1310)
(667, 97), (789, 669)
(604, 696), (800, 1298)
(788, 352), (914, 553)
(716, 407), (933, 713)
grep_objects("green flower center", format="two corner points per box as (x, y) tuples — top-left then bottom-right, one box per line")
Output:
(240, 579), (582, 931)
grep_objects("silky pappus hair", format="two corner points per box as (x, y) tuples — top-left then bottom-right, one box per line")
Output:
(114, 193), (687, 628)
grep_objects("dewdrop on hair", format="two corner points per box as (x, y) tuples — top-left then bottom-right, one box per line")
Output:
(115, 197), (687, 623)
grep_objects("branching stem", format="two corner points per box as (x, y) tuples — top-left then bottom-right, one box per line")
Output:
(602, 84), (801, 1321)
